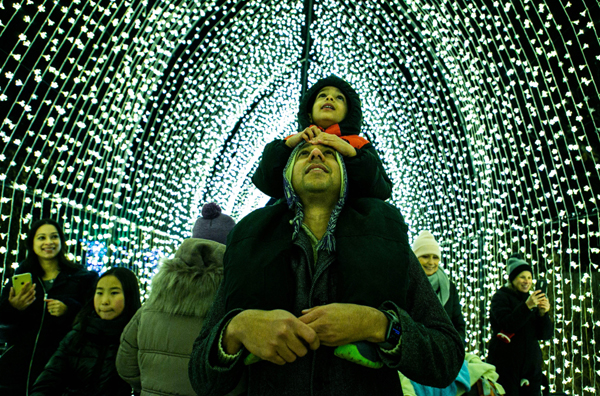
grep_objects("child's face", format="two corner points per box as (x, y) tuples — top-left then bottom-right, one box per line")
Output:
(94, 275), (125, 320)
(310, 86), (347, 129)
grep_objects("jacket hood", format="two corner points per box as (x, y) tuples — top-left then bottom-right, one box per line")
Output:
(298, 75), (362, 136)
(282, 143), (348, 253)
(144, 239), (225, 317)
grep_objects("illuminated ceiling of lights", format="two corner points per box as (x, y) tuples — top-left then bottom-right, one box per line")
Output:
(1, 0), (599, 393)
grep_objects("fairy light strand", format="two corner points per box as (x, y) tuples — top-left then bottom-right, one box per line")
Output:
(0, 0), (598, 392)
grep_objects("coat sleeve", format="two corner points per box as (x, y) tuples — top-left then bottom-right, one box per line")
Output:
(378, 251), (465, 388)
(188, 282), (246, 396)
(343, 143), (393, 200)
(29, 331), (76, 396)
(0, 269), (43, 342)
(448, 281), (467, 343)
(535, 313), (554, 341)
(251, 140), (293, 199)
(490, 290), (536, 334)
(116, 308), (142, 391)
(0, 276), (20, 325)
(59, 270), (98, 319)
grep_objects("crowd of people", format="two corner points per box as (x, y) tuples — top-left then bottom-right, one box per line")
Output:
(0, 76), (553, 396)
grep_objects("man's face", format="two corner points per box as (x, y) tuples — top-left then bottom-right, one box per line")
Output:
(291, 143), (341, 199)
(310, 86), (348, 129)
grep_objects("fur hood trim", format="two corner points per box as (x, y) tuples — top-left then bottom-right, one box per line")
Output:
(144, 239), (224, 318)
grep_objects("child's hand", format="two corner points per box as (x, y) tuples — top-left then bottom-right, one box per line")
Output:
(285, 126), (321, 148)
(313, 132), (357, 157)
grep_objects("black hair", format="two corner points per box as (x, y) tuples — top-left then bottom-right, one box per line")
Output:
(71, 267), (141, 350)
(21, 218), (80, 277)
(74, 267), (141, 326)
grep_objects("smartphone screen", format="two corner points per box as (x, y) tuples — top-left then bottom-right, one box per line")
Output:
(537, 279), (547, 295)
(12, 273), (33, 295)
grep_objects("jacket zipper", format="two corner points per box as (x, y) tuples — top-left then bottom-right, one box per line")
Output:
(27, 277), (48, 396)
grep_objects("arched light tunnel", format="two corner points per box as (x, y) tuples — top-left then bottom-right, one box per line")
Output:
(0, 0), (599, 392)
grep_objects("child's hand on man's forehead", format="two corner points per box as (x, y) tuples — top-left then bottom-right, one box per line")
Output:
(311, 133), (357, 158)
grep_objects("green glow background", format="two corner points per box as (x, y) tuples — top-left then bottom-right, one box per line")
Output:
(1, 0), (599, 392)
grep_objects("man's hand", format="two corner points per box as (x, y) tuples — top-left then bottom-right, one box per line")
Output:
(298, 303), (388, 347)
(223, 309), (320, 365)
(8, 283), (36, 311)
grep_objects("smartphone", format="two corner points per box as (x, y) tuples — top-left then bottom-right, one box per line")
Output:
(12, 273), (33, 295)
(536, 279), (548, 295)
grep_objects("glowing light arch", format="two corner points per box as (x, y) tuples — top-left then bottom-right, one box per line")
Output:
(1, 0), (598, 393)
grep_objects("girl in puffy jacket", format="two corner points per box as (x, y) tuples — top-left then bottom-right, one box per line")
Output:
(30, 267), (141, 396)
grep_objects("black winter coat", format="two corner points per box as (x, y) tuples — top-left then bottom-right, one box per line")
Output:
(444, 281), (466, 342)
(487, 286), (553, 395)
(0, 266), (97, 394)
(252, 139), (393, 200)
(189, 199), (465, 395)
(30, 316), (132, 396)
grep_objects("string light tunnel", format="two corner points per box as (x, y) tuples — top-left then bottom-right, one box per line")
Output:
(1, 0), (599, 393)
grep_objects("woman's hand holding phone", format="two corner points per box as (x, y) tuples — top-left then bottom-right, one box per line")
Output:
(9, 280), (36, 311)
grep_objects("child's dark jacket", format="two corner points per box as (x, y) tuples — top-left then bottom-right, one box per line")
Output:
(30, 317), (132, 396)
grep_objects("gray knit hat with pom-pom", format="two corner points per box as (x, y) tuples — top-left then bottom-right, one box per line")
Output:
(192, 203), (236, 245)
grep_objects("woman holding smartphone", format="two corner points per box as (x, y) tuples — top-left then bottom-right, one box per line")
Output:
(486, 254), (553, 396)
(0, 218), (98, 395)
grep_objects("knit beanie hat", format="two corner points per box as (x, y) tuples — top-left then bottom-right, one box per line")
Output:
(506, 254), (532, 283)
(297, 75), (362, 136)
(411, 231), (441, 258)
(192, 203), (236, 245)
(283, 142), (348, 254)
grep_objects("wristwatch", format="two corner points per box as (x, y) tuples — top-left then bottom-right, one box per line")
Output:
(377, 310), (402, 350)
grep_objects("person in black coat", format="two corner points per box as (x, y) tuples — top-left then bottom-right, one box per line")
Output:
(30, 267), (141, 396)
(487, 255), (553, 396)
(0, 219), (98, 396)
(412, 230), (466, 342)
(252, 74), (393, 202)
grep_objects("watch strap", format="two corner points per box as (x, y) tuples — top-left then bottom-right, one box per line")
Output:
(377, 310), (402, 350)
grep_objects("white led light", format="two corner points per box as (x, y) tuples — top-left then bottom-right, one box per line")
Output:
(0, 1), (598, 393)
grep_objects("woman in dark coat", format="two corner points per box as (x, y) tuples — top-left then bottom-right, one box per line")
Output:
(487, 255), (553, 396)
(412, 230), (466, 341)
(30, 267), (141, 396)
(0, 219), (98, 395)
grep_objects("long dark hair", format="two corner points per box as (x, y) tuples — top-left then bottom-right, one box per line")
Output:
(21, 218), (80, 277)
(75, 267), (142, 326)
(72, 267), (141, 348)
